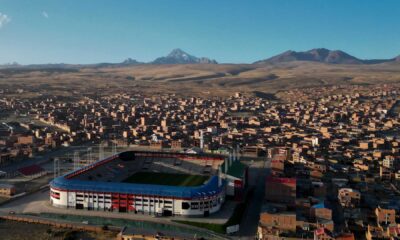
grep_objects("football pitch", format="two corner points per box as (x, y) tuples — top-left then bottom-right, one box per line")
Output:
(123, 172), (209, 187)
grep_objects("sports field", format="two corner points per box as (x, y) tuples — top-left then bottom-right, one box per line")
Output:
(123, 172), (209, 187)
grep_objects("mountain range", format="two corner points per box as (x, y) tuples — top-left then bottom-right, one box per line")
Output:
(254, 48), (400, 64)
(1, 48), (399, 69)
(2, 48), (400, 98)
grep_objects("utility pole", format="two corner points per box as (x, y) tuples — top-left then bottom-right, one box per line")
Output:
(99, 142), (104, 160)
(53, 157), (60, 179)
(200, 130), (204, 151)
(236, 145), (241, 161)
(73, 151), (80, 170)
(112, 142), (117, 155)
(87, 147), (93, 164)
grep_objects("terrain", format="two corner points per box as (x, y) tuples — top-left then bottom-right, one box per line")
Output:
(255, 48), (400, 64)
(0, 219), (115, 240)
(1, 61), (400, 98)
(1, 48), (400, 98)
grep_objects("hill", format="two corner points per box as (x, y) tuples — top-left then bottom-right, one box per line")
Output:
(255, 48), (398, 65)
(1, 60), (400, 98)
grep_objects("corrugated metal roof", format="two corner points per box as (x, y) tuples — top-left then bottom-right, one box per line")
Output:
(312, 202), (326, 209)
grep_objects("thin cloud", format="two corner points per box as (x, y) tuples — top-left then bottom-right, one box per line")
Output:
(0, 13), (11, 28)
(42, 11), (49, 19)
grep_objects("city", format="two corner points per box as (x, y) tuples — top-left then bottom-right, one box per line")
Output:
(1, 1), (400, 240)
(1, 83), (400, 239)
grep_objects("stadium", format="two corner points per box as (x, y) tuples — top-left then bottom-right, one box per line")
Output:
(50, 150), (247, 217)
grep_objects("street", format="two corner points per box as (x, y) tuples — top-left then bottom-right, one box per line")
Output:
(236, 158), (270, 239)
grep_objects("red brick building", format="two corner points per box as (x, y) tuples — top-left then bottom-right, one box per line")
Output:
(265, 176), (296, 206)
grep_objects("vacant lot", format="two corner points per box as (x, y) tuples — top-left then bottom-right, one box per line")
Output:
(123, 172), (209, 187)
(0, 219), (115, 240)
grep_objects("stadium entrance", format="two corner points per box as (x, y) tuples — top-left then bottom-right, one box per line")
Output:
(204, 210), (210, 217)
(163, 209), (172, 216)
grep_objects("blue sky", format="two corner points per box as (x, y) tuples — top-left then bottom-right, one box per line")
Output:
(0, 0), (399, 64)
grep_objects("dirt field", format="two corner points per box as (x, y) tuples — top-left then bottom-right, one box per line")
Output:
(0, 197), (8, 204)
(0, 219), (116, 240)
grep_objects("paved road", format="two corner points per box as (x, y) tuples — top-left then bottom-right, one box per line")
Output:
(235, 158), (270, 239)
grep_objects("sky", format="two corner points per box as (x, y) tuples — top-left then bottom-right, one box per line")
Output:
(0, 0), (399, 64)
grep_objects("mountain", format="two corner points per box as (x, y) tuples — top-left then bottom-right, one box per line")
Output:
(1, 49), (398, 69)
(255, 48), (400, 65)
(152, 48), (217, 64)
(121, 58), (140, 65)
(255, 48), (365, 64)
(93, 58), (142, 68)
(0, 58), (143, 70)
(0, 62), (21, 69)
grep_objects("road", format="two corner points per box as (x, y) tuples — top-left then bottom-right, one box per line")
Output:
(235, 158), (270, 239)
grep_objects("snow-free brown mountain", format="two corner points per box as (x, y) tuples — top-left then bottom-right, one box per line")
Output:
(254, 48), (400, 64)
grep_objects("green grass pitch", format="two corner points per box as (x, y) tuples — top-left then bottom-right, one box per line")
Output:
(122, 172), (209, 187)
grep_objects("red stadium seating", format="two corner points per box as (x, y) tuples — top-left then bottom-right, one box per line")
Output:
(18, 164), (45, 176)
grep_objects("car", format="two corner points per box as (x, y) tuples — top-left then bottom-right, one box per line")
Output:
(8, 211), (15, 215)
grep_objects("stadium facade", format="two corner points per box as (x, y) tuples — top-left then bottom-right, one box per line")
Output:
(50, 150), (247, 216)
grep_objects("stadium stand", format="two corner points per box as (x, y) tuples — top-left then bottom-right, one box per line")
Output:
(18, 164), (45, 176)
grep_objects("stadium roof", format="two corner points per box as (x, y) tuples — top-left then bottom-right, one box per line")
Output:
(50, 175), (224, 199)
(52, 151), (226, 199)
